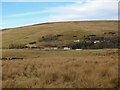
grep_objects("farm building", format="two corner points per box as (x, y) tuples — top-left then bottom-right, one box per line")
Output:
(42, 47), (58, 51)
(75, 49), (82, 51)
(73, 40), (80, 42)
(94, 40), (100, 44)
(63, 47), (71, 50)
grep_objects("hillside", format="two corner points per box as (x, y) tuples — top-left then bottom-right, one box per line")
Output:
(2, 20), (119, 88)
(2, 20), (118, 48)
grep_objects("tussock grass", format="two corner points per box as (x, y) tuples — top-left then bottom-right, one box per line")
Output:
(2, 49), (118, 88)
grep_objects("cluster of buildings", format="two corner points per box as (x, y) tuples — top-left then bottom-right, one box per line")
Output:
(25, 38), (102, 51)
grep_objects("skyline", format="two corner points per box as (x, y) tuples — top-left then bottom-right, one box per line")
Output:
(1, 0), (119, 29)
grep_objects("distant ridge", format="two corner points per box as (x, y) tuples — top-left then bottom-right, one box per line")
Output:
(1, 20), (118, 30)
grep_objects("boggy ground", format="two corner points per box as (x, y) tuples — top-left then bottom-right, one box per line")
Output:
(2, 49), (118, 88)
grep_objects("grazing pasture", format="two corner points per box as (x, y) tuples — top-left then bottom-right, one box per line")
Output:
(2, 49), (118, 88)
(2, 21), (118, 48)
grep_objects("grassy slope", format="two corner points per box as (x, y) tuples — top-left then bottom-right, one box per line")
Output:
(2, 20), (118, 48)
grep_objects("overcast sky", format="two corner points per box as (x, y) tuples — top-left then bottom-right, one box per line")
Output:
(1, 0), (119, 28)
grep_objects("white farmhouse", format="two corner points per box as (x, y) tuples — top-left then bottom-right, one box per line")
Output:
(53, 47), (58, 50)
(73, 40), (80, 42)
(94, 40), (100, 44)
(75, 49), (82, 51)
(64, 47), (70, 50)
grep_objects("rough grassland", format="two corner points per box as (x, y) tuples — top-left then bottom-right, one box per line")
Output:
(2, 49), (118, 88)
(2, 21), (118, 48)
(2, 20), (119, 88)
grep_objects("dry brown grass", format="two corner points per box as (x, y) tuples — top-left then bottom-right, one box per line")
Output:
(2, 50), (118, 88)
(2, 20), (118, 48)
